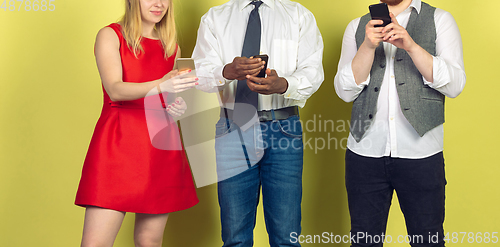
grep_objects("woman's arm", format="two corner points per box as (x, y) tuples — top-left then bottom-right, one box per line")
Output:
(95, 28), (197, 101)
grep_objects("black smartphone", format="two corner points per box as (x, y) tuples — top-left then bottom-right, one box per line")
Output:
(253, 54), (269, 78)
(369, 3), (391, 27)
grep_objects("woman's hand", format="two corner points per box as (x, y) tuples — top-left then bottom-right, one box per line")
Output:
(166, 97), (187, 117)
(159, 70), (198, 93)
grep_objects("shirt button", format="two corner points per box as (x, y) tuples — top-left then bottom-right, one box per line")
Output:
(390, 117), (394, 121)
(392, 56), (395, 60)
(391, 75), (395, 79)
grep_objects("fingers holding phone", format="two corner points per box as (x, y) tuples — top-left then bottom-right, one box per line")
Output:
(246, 69), (288, 95)
(365, 3), (392, 49)
(364, 20), (386, 49)
(159, 75), (199, 94)
(175, 58), (197, 78)
(253, 54), (269, 78)
(223, 56), (266, 81)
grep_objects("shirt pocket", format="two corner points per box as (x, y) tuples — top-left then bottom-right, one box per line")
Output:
(271, 39), (299, 76)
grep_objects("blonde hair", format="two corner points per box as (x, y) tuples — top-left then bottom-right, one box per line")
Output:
(120, 0), (177, 58)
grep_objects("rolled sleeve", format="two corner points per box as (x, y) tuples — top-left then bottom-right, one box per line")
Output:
(424, 9), (466, 99)
(334, 59), (369, 103)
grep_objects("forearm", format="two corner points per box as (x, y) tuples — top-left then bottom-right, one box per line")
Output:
(351, 42), (376, 85)
(105, 78), (162, 102)
(334, 18), (368, 102)
(407, 44), (434, 82)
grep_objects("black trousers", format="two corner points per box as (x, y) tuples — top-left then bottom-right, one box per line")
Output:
(345, 149), (446, 247)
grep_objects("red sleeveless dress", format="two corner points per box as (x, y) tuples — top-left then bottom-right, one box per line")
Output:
(75, 23), (198, 214)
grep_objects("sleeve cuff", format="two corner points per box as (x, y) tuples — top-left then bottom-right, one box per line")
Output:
(424, 56), (450, 88)
(281, 76), (307, 100)
(213, 65), (234, 86)
(353, 74), (370, 88)
(338, 61), (370, 91)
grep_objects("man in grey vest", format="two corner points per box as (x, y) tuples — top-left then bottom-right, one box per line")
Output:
(334, 0), (465, 246)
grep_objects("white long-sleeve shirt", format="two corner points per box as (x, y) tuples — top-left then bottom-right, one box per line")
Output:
(334, 0), (466, 159)
(192, 0), (324, 111)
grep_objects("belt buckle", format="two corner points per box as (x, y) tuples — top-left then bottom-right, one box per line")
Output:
(258, 111), (270, 122)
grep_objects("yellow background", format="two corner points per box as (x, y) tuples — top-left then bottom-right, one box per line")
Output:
(0, 0), (498, 246)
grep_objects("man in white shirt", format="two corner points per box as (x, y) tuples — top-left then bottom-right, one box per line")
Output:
(334, 0), (465, 246)
(192, 0), (323, 246)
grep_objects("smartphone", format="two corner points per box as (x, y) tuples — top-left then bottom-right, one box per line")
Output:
(253, 54), (269, 78)
(175, 58), (196, 78)
(369, 3), (391, 27)
(175, 58), (195, 71)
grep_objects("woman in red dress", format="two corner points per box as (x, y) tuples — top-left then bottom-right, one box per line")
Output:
(75, 0), (199, 246)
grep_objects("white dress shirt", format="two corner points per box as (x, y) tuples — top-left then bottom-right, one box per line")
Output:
(334, 0), (466, 159)
(192, 0), (324, 111)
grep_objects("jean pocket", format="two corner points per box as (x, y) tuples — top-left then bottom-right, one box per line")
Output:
(277, 115), (302, 138)
(215, 119), (233, 138)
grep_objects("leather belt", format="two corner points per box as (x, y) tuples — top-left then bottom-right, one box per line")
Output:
(221, 106), (299, 122)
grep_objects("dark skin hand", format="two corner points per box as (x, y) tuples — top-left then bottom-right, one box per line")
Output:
(246, 68), (288, 95)
(223, 57), (265, 81)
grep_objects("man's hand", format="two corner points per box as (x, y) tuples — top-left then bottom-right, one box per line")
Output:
(364, 19), (386, 49)
(382, 13), (417, 52)
(223, 57), (265, 81)
(246, 69), (288, 95)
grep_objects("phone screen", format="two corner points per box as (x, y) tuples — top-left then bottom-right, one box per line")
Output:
(369, 3), (391, 27)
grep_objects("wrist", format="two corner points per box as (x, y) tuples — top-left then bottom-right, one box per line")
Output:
(156, 84), (162, 95)
(362, 40), (378, 51)
(222, 64), (234, 80)
(280, 77), (288, 94)
(405, 42), (420, 54)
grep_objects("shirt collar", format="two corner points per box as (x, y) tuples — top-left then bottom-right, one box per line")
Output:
(239, 0), (274, 11)
(410, 0), (421, 14)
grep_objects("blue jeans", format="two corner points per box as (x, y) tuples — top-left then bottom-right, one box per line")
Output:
(345, 149), (446, 247)
(215, 114), (303, 247)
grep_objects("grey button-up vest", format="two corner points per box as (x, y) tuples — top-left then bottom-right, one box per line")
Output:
(351, 2), (444, 143)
